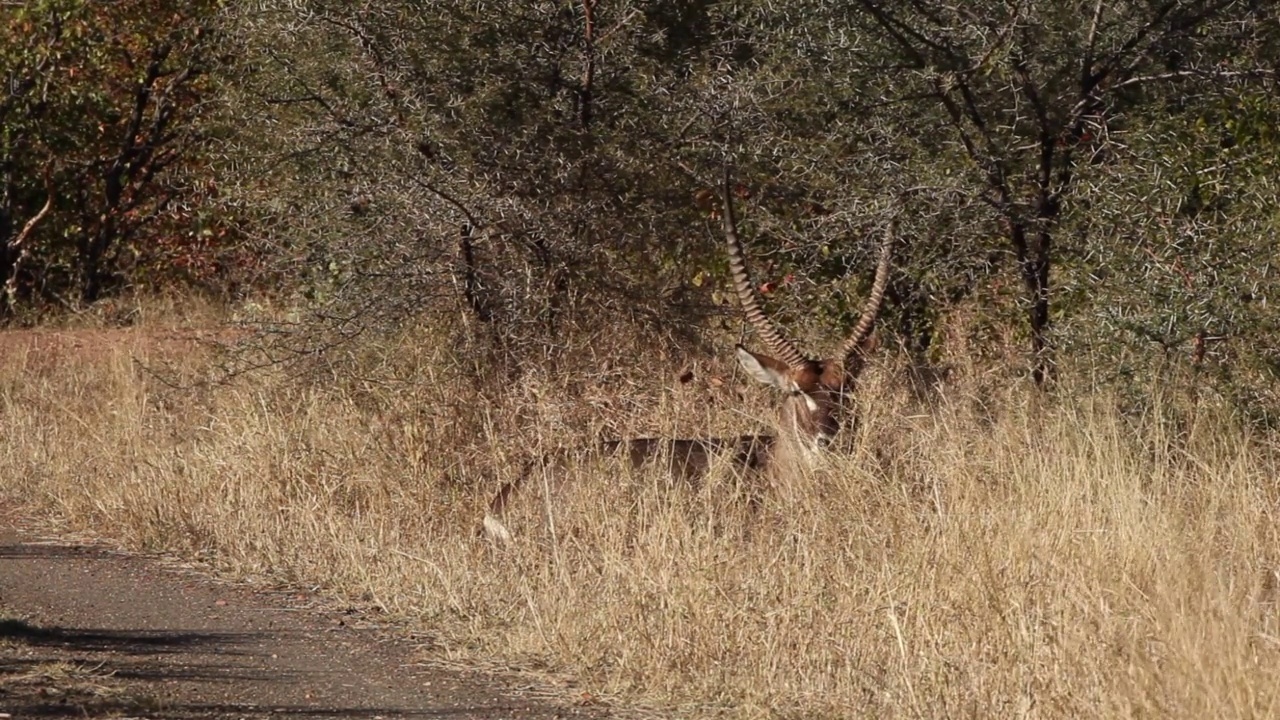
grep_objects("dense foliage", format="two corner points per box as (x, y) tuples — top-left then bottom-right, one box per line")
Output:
(0, 0), (232, 318)
(4, 0), (1279, 413)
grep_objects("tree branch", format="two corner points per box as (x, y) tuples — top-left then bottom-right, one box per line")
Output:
(4, 162), (55, 312)
(1110, 67), (1277, 91)
(1083, 0), (1106, 79)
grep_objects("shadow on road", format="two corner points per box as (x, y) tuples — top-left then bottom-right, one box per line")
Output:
(0, 616), (549, 719)
(0, 524), (604, 720)
(0, 618), (263, 655)
(0, 542), (116, 561)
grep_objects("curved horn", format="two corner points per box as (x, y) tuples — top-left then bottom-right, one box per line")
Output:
(721, 168), (810, 370)
(837, 217), (894, 365)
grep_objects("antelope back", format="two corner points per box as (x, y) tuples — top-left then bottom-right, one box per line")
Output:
(482, 435), (775, 543)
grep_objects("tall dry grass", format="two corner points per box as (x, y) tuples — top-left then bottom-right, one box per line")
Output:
(2, 318), (1279, 718)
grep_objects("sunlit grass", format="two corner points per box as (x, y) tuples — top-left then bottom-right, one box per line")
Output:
(3, 317), (1279, 718)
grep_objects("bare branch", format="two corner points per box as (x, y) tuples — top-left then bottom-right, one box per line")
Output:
(6, 165), (54, 253)
(1110, 68), (1278, 91)
(1083, 0), (1106, 78)
(407, 172), (481, 229)
(4, 163), (56, 311)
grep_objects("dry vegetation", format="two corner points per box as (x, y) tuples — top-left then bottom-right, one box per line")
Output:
(3, 313), (1280, 719)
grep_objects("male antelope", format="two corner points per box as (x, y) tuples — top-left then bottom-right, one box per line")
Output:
(482, 171), (893, 542)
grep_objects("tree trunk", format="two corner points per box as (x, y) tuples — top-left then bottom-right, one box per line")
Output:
(1009, 216), (1054, 387)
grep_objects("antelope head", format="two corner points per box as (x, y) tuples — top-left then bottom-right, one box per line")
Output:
(722, 170), (893, 447)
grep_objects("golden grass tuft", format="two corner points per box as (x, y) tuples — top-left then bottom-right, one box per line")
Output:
(3, 317), (1279, 718)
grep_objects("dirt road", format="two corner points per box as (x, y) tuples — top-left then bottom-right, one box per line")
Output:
(0, 521), (605, 719)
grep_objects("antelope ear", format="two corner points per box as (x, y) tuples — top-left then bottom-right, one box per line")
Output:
(736, 345), (800, 393)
